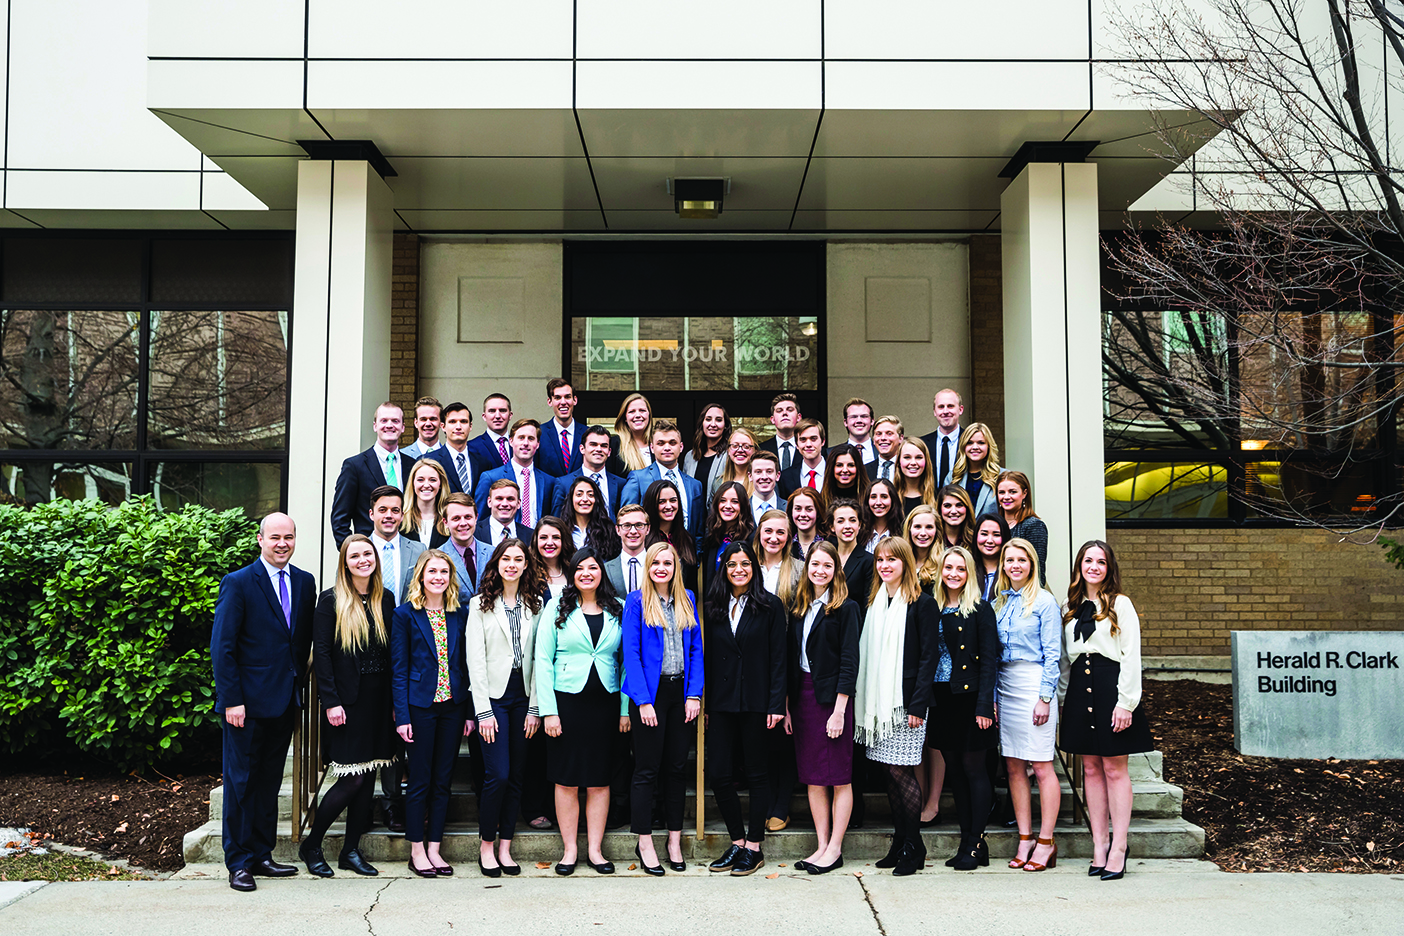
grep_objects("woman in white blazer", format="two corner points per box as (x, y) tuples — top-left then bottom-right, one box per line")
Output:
(534, 547), (631, 875)
(465, 537), (545, 878)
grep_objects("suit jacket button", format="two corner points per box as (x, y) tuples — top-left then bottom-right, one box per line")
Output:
(961, 665), (967, 669)
(957, 626), (963, 632)
(960, 645), (965, 650)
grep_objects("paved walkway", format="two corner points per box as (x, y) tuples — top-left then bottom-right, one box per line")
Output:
(3, 860), (1401, 935)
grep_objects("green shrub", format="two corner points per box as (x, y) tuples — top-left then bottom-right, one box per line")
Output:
(1384, 536), (1404, 572)
(0, 497), (257, 769)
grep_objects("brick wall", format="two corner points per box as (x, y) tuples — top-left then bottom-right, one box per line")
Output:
(967, 234), (1004, 448)
(391, 231), (419, 441)
(1110, 527), (1404, 655)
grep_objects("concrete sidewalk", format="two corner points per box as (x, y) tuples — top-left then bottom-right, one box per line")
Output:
(2, 860), (1402, 936)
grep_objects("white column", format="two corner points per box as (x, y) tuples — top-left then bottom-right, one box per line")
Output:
(287, 160), (395, 586)
(1001, 162), (1105, 594)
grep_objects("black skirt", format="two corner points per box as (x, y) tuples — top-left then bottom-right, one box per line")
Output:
(925, 682), (997, 752)
(322, 671), (397, 775)
(547, 668), (618, 787)
(1059, 653), (1154, 757)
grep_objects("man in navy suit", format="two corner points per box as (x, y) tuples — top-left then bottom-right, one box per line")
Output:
(919, 388), (965, 486)
(211, 512), (315, 892)
(619, 421), (704, 537)
(551, 425), (625, 518)
(330, 402), (414, 549)
(466, 392), (514, 474)
(475, 478), (535, 572)
(473, 419), (556, 529)
(778, 419), (828, 499)
(758, 393), (802, 473)
(425, 401), (485, 495)
(535, 378), (586, 478)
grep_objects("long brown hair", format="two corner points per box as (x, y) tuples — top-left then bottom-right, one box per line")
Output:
(936, 483), (975, 549)
(997, 470), (1039, 526)
(869, 535), (921, 605)
(1063, 539), (1124, 635)
(790, 540), (849, 616)
(690, 402), (732, 462)
(476, 537), (544, 614)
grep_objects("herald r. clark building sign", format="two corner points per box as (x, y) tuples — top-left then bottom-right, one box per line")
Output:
(1231, 631), (1404, 759)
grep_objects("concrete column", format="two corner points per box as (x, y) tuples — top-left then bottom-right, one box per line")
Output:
(287, 160), (395, 585)
(1001, 162), (1105, 593)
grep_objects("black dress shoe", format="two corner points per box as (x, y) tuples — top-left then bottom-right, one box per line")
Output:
(893, 842), (926, 877)
(589, 858), (615, 874)
(1100, 865), (1126, 881)
(635, 846), (664, 876)
(499, 860), (521, 876)
(337, 849), (378, 876)
(808, 855), (843, 875)
(875, 835), (905, 869)
(407, 859), (438, 879)
(667, 857), (687, 872)
(730, 848), (764, 876)
(709, 843), (745, 872)
(298, 842), (333, 878)
(383, 801), (406, 834)
(250, 858), (298, 877)
(555, 861), (576, 876)
(228, 868), (256, 892)
(478, 855), (502, 878)
(432, 862), (454, 876)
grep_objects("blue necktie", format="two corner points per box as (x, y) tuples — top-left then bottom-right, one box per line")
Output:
(277, 570), (291, 630)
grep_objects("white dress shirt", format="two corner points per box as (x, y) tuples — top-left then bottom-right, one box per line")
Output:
(374, 442), (401, 485)
(621, 549), (645, 592)
(775, 437), (796, 471)
(728, 595), (748, 635)
(845, 438), (877, 464)
(751, 492), (781, 520)
(375, 533), (404, 602)
(259, 556), (291, 594)
(799, 591), (830, 673)
(799, 457), (827, 491)
(491, 519), (514, 546)
(571, 525), (588, 549)
(873, 455), (897, 481)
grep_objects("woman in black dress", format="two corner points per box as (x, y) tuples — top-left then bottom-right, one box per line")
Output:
(1060, 540), (1154, 881)
(928, 545), (1001, 871)
(301, 534), (398, 878)
(822, 444), (870, 504)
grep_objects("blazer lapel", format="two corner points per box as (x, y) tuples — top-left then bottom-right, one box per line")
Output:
(493, 601), (513, 644)
(253, 563), (290, 638)
(414, 607), (435, 650)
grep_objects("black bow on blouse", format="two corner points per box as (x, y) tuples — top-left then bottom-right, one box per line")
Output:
(1073, 600), (1098, 642)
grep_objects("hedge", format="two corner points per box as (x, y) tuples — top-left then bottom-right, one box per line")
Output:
(0, 497), (258, 770)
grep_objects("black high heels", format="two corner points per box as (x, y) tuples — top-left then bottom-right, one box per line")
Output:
(634, 845), (664, 877)
(875, 834), (905, 869)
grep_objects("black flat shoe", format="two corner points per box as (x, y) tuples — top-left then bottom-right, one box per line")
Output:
(920, 814), (941, 828)
(792, 860), (811, 871)
(709, 843), (745, 872)
(337, 849), (377, 876)
(808, 856), (843, 875)
(478, 856), (502, 878)
(589, 858), (615, 875)
(299, 842), (333, 878)
(432, 863), (454, 876)
(408, 859), (437, 879)
(499, 861), (521, 876)
(555, 861), (576, 876)
(635, 846), (664, 876)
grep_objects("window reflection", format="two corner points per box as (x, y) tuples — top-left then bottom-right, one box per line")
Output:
(147, 462), (282, 517)
(2, 461), (132, 506)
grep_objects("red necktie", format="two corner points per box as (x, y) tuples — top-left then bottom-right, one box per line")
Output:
(807, 469), (817, 489)
(497, 436), (509, 464)
(561, 428), (571, 469)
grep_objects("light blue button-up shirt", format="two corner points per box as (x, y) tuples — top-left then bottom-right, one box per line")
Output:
(996, 587), (1063, 699)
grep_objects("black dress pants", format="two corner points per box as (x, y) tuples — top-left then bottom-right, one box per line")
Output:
(629, 676), (690, 835)
(707, 710), (771, 844)
(404, 699), (468, 843)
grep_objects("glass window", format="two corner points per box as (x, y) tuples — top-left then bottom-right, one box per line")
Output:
(3, 461), (132, 505)
(1103, 308), (1229, 450)
(0, 309), (140, 449)
(147, 462), (282, 517)
(147, 310), (289, 450)
(1105, 461), (1228, 520)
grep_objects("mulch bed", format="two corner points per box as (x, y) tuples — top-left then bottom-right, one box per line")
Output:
(0, 680), (1399, 874)
(1144, 679), (1404, 872)
(0, 768), (218, 873)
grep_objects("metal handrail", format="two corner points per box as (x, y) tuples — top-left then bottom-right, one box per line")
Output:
(290, 673), (326, 843)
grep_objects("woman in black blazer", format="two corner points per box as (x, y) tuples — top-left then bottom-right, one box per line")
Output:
(701, 541), (786, 877)
(699, 481), (756, 591)
(391, 549), (473, 878)
(785, 541), (860, 875)
(927, 545), (1001, 871)
(853, 536), (940, 877)
(300, 534), (398, 878)
(829, 498), (874, 613)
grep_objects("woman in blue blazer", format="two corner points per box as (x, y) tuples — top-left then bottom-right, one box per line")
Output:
(534, 547), (630, 875)
(391, 549), (472, 878)
(621, 542), (704, 875)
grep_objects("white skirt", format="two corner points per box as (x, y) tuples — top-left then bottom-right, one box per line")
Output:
(865, 720), (926, 766)
(997, 660), (1058, 762)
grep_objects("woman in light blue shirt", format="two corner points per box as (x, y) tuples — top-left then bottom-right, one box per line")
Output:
(993, 538), (1062, 873)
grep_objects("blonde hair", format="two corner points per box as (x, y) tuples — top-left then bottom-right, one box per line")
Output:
(993, 538), (1043, 616)
(400, 458), (451, 537)
(934, 546), (982, 617)
(950, 422), (1003, 488)
(754, 508), (799, 607)
(333, 534), (388, 654)
(613, 393), (654, 472)
(870, 536), (921, 605)
(897, 437), (937, 507)
(790, 540), (849, 616)
(405, 548), (461, 612)
(718, 427), (759, 495)
(639, 541), (697, 629)
(903, 504), (942, 586)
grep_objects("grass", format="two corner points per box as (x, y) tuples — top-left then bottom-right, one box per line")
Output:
(0, 852), (150, 882)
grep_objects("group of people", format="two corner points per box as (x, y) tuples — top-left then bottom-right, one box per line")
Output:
(210, 383), (1152, 891)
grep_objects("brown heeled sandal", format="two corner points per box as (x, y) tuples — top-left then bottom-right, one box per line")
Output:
(1023, 837), (1057, 872)
(1007, 834), (1036, 869)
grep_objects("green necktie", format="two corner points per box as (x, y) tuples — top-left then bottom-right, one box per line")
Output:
(387, 452), (399, 488)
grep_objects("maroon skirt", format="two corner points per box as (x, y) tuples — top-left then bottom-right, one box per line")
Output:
(793, 672), (854, 786)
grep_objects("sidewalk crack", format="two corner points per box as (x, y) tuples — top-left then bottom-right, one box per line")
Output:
(364, 879), (392, 935)
(857, 875), (888, 936)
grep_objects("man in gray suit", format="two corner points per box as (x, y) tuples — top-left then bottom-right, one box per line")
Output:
(440, 493), (481, 605)
(604, 503), (651, 597)
(366, 485), (425, 606)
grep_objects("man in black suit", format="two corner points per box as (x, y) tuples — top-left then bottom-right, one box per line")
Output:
(551, 425), (625, 518)
(778, 419), (828, 499)
(426, 401), (484, 495)
(919, 388), (965, 487)
(831, 397), (877, 466)
(211, 512), (316, 892)
(329, 402), (413, 549)
(758, 392), (802, 472)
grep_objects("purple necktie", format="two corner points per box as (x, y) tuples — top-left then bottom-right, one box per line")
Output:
(497, 437), (509, 464)
(278, 570), (291, 630)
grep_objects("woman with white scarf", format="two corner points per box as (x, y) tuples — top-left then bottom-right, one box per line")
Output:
(853, 536), (940, 877)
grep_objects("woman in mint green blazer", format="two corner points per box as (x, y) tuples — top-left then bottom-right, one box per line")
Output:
(535, 547), (631, 876)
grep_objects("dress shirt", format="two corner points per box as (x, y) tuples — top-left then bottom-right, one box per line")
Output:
(621, 550), (645, 593)
(776, 438), (796, 471)
(375, 534), (403, 601)
(658, 597), (684, 676)
(864, 530), (891, 553)
(491, 519), (514, 546)
(486, 430), (510, 463)
(874, 456), (897, 481)
(504, 598), (525, 670)
(418, 514), (436, 545)
(374, 442), (401, 486)
(1061, 594), (1144, 711)
(996, 587), (1063, 699)
(571, 525), (588, 549)
(728, 595), (747, 635)
(446, 444), (473, 491)
(751, 492), (780, 519)
(845, 438), (877, 464)
(801, 458), (826, 490)
(553, 419), (577, 460)
(584, 468), (611, 516)
(934, 428), (959, 480)
(511, 462), (535, 525)
(258, 557), (291, 609)
(798, 592), (829, 673)
(403, 439), (442, 459)
(760, 562), (782, 595)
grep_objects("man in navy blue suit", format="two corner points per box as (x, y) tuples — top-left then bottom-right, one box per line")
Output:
(330, 402), (414, 549)
(466, 392), (514, 474)
(473, 419), (556, 531)
(619, 421), (704, 538)
(551, 425), (625, 518)
(535, 378), (585, 478)
(211, 512), (315, 892)
(475, 479), (534, 572)
(425, 401), (484, 495)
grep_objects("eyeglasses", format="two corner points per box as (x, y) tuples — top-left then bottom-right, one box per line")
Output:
(729, 443), (754, 451)
(618, 522), (648, 532)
